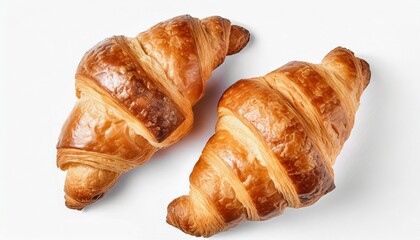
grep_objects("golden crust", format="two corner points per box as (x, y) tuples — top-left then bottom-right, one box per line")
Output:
(138, 15), (203, 105)
(167, 47), (371, 236)
(56, 15), (250, 210)
(206, 130), (286, 220)
(220, 79), (335, 206)
(57, 95), (156, 168)
(76, 37), (186, 143)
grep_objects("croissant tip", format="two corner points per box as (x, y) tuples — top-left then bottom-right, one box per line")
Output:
(167, 196), (203, 237)
(166, 197), (182, 228)
(323, 46), (371, 89)
(64, 194), (86, 210)
(227, 25), (250, 55)
(359, 58), (371, 89)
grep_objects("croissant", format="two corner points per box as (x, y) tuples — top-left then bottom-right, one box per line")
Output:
(56, 15), (250, 210)
(167, 47), (371, 237)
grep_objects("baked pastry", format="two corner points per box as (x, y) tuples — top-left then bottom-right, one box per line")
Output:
(56, 15), (250, 210)
(167, 47), (370, 237)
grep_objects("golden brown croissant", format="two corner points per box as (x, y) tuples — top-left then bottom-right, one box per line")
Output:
(56, 15), (250, 210)
(167, 47), (371, 237)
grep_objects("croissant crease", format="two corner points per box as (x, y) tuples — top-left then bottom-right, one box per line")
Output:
(56, 15), (250, 210)
(167, 47), (371, 237)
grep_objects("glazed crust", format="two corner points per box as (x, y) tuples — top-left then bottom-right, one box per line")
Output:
(56, 15), (250, 210)
(167, 47), (371, 237)
(75, 37), (186, 142)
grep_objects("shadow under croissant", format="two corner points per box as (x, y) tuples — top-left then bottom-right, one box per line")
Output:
(78, 52), (249, 211)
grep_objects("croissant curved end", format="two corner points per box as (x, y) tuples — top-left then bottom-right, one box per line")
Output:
(63, 164), (121, 210)
(64, 194), (94, 210)
(360, 58), (371, 89)
(227, 25), (250, 55)
(167, 196), (197, 235)
(167, 196), (220, 237)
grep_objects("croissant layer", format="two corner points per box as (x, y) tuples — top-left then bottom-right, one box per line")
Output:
(56, 15), (250, 209)
(167, 47), (370, 237)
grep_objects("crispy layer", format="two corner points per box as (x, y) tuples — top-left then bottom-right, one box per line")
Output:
(204, 146), (260, 221)
(76, 37), (185, 143)
(309, 64), (356, 149)
(63, 164), (120, 210)
(216, 110), (300, 208)
(137, 15), (203, 105)
(190, 156), (245, 227)
(267, 61), (352, 161)
(57, 96), (156, 171)
(191, 16), (230, 78)
(206, 130), (286, 220)
(321, 47), (370, 101)
(122, 36), (194, 146)
(219, 80), (335, 206)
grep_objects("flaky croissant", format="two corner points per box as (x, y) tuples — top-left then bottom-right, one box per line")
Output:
(56, 15), (250, 210)
(167, 47), (371, 237)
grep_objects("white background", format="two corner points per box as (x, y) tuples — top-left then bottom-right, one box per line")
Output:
(1, 0), (419, 239)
